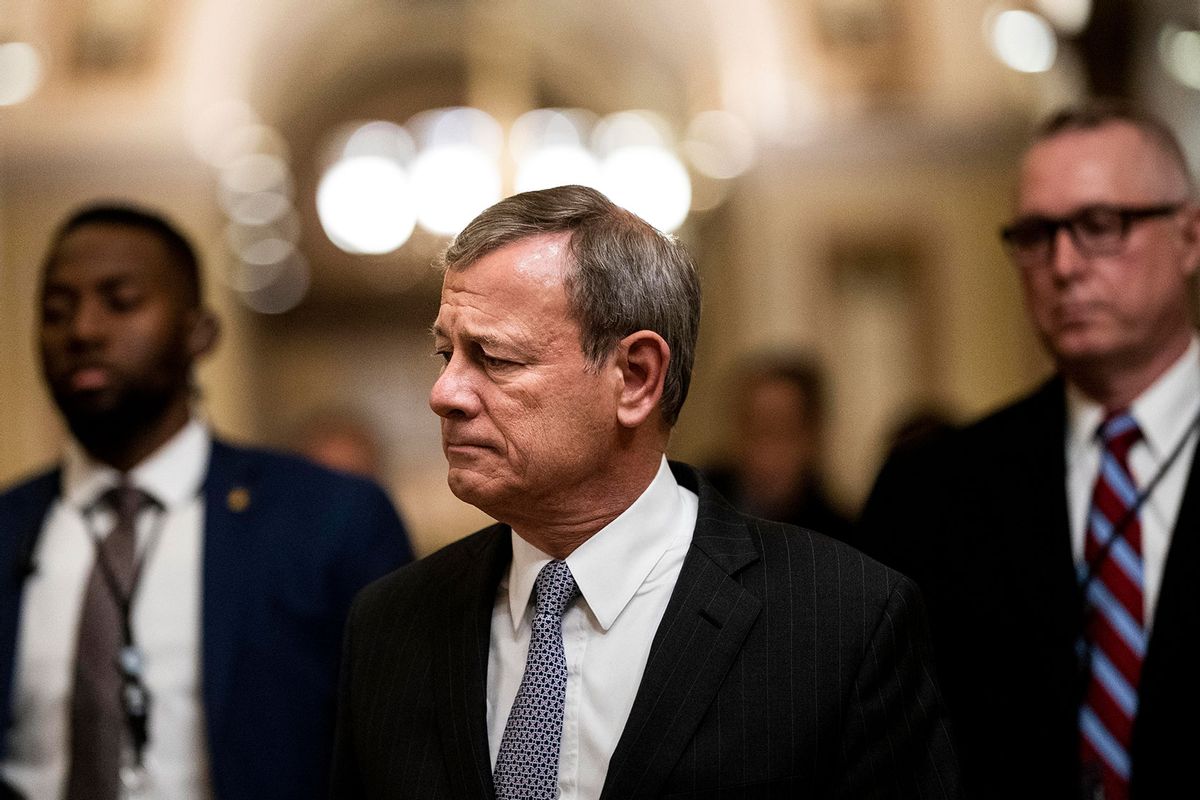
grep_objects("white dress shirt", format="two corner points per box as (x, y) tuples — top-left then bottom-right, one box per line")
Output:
(1066, 336), (1200, 630)
(487, 456), (699, 800)
(1, 419), (213, 799)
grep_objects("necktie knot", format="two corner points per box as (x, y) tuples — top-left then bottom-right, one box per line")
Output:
(533, 560), (578, 618)
(1098, 411), (1141, 463)
(98, 481), (156, 522)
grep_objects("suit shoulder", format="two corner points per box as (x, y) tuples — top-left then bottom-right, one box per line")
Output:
(0, 467), (59, 504)
(355, 524), (505, 611)
(956, 376), (1062, 443)
(741, 514), (906, 599)
(208, 438), (397, 508)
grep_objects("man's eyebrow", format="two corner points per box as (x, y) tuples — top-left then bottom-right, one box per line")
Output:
(428, 324), (507, 350)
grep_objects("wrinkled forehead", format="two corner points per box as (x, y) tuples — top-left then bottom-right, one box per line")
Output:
(435, 232), (577, 333)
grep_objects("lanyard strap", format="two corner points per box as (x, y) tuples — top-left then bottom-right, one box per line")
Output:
(82, 492), (166, 769)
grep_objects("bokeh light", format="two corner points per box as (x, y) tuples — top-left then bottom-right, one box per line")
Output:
(683, 110), (756, 180)
(409, 145), (502, 236)
(237, 252), (311, 315)
(1033, 0), (1092, 37)
(0, 42), (43, 106)
(601, 145), (692, 233)
(1160, 25), (1200, 90)
(316, 156), (416, 254)
(989, 10), (1057, 74)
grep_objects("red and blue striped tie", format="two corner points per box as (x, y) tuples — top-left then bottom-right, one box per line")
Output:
(1079, 410), (1144, 800)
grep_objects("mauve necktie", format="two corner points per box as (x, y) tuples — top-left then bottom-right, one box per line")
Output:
(65, 480), (152, 800)
(1079, 411), (1145, 800)
(494, 559), (579, 800)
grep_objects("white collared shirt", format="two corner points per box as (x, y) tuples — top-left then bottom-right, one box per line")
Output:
(487, 456), (699, 800)
(1066, 335), (1200, 630)
(1, 419), (213, 799)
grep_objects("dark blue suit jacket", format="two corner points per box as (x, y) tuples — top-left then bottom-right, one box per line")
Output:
(0, 438), (413, 800)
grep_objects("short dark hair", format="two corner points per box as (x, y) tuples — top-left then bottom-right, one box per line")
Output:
(1033, 101), (1194, 193)
(44, 203), (203, 307)
(438, 185), (702, 426)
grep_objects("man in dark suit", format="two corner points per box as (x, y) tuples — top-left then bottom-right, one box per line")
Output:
(859, 104), (1200, 799)
(332, 185), (958, 798)
(0, 205), (413, 799)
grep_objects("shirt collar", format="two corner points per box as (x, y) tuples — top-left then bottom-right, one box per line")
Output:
(507, 456), (685, 632)
(1066, 335), (1200, 457)
(61, 419), (213, 511)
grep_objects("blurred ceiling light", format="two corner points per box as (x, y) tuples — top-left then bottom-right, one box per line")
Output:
(989, 9), (1058, 73)
(317, 156), (416, 254)
(601, 146), (692, 233)
(592, 111), (673, 155)
(0, 42), (43, 106)
(342, 120), (415, 162)
(515, 145), (602, 194)
(211, 122), (290, 169)
(689, 172), (732, 213)
(224, 241), (293, 293)
(222, 190), (292, 227)
(237, 252), (311, 315)
(189, 99), (257, 165)
(1033, 0), (1092, 36)
(409, 107), (504, 157)
(410, 145), (502, 236)
(683, 110), (756, 180)
(1159, 24), (1200, 90)
(221, 152), (291, 196)
(509, 108), (594, 159)
(226, 214), (300, 253)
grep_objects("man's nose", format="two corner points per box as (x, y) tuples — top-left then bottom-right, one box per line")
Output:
(1048, 225), (1087, 282)
(66, 297), (108, 348)
(429, 354), (481, 419)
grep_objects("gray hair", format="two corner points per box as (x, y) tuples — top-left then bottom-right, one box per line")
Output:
(438, 185), (701, 426)
(1034, 101), (1195, 194)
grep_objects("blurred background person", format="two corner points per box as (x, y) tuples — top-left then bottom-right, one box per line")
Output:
(858, 104), (1200, 799)
(704, 353), (853, 542)
(6, 0), (1191, 558)
(0, 204), (412, 800)
(290, 407), (387, 480)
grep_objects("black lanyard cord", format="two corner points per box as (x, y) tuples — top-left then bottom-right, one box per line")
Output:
(1076, 403), (1200, 600)
(83, 496), (167, 769)
(1075, 403), (1200, 692)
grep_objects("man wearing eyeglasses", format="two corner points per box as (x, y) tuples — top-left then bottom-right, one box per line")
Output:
(859, 103), (1200, 799)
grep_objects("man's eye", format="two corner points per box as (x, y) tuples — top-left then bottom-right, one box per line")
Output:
(482, 355), (515, 369)
(1076, 209), (1121, 237)
(434, 350), (451, 364)
(107, 292), (143, 312)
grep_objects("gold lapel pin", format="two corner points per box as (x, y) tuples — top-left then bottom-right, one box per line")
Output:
(227, 487), (251, 512)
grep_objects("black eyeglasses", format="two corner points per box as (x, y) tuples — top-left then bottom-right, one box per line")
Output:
(999, 203), (1184, 265)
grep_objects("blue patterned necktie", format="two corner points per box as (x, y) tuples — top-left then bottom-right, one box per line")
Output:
(1079, 411), (1144, 800)
(494, 559), (579, 800)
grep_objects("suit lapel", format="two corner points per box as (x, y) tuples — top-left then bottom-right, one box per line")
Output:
(1016, 380), (1078, 605)
(1134, 425), (1200, 749)
(0, 470), (59, 752)
(433, 525), (511, 800)
(200, 440), (257, 750)
(601, 466), (762, 799)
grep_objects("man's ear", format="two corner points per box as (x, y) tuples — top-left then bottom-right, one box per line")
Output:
(615, 330), (670, 429)
(187, 308), (221, 360)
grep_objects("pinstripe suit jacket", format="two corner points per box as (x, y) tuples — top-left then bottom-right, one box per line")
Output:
(331, 462), (959, 798)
